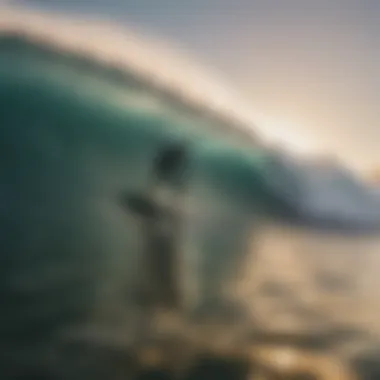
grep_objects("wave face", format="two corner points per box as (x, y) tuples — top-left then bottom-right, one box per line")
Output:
(0, 31), (264, 378)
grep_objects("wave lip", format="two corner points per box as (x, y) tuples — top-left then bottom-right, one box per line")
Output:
(0, 4), (260, 144)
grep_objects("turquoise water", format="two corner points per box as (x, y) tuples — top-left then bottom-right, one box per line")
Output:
(0, 37), (279, 342)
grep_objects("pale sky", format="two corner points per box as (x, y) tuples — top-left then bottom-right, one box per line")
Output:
(10, 0), (380, 171)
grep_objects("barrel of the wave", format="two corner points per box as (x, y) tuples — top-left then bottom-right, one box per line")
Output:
(0, 25), (259, 379)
